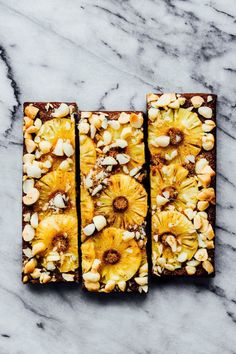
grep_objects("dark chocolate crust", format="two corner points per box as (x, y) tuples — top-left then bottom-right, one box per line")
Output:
(22, 102), (79, 283)
(147, 93), (216, 277)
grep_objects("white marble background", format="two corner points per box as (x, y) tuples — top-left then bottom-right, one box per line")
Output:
(0, 0), (236, 353)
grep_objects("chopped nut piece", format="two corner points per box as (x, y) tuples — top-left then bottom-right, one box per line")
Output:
(198, 106), (213, 119)
(25, 139), (36, 153)
(186, 265), (196, 275)
(22, 224), (35, 242)
(130, 113), (143, 128)
(93, 215), (107, 231)
(52, 103), (69, 118)
(83, 223), (96, 236)
(25, 105), (39, 119)
(23, 188), (40, 205)
(202, 260), (214, 274)
(24, 258), (37, 274)
(194, 248), (208, 261)
(191, 96), (204, 108)
(32, 242), (46, 256)
(202, 133), (215, 151)
(118, 112), (130, 124)
(83, 271), (100, 282)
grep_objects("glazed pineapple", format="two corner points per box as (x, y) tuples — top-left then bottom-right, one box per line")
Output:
(34, 171), (76, 217)
(152, 211), (198, 275)
(22, 102), (79, 284)
(148, 93), (216, 277)
(151, 164), (198, 212)
(32, 214), (78, 273)
(148, 107), (202, 164)
(82, 228), (142, 285)
(79, 111), (148, 292)
(96, 174), (147, 228)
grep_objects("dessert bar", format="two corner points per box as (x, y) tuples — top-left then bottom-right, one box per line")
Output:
(79, 111), (148, 292)
(147, 93), (216, 276)
(22, 102), (79, 283)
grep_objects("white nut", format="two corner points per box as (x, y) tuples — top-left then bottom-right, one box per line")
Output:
(202, 120), (216, 132)
(24, 105), (39, 119)
(53, 194), (66, 209)
(118, 280), (126, 292)
(23, 179), (34, 194)
(23, 188), (40, 205)
(191, 96), (204, 108)
(32, 242), (46, 256)
(186, 265), (196, 275)
(103, 131), (112, 145)
(194, 248), (208, 262)
(118, 112), (130, 124)
(134, 276), (148, 286)
(104, 280), (116, 292)
(156, 195), (169, 206)
(83, 223), (95, 236)
(39, 140), (52, 154)
(93, 215), (107, 231)
(25, 139), (36, 153)
(122, 231), (135, 241)
(24, 258), (37, 274)
(148, 107), (160, 120)
(198, 106), (213, 119)
(79, 122), (90, 134)
(152, 135), (170, 147)
(62, 273), (75, 282)
(22, 224), (35, 242)
(23, 153), (35, 164)
(130, 113), (143, 128)
(83, 271), (100, 282)
(53, 138), (64, 156)
(202, 134), (215, 151)
(195, 158), (208, 174)
(52, 103), (69, 118)
(101, 156), (118, 165)
(202, 260), (214, 274)
(26, 163), (43, 178)
(108, 120), (120, 130)
(156, 93), (174, 107)
(30, 212), (38, 228)
(84, 281), (100, 292)
(115, 139), (128, 148)
(91, 259), (101, 272)
(193, 214), (202, 230)
(116, 153), (130, 165)
(63, 141), (74, 157)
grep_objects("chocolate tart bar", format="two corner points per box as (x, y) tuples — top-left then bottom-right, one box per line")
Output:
(147, 93), (216, 277)
(79, 111), (148, 292)
(22, 102), (79, 283)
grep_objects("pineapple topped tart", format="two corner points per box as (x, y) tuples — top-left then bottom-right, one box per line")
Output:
(148, 108), (203, 164)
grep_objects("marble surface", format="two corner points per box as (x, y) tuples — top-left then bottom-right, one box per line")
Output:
(0, 0), (236, 353)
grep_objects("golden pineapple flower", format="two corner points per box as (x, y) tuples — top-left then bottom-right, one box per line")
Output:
(37, 118), (75, 147)
(32, 214), (78, 273)
(79, 135), (96, 175)
(36, 118), (75, 169)
(34, 171), (76, 217)
(96, 174), (147, 228)
(151, 164), (198, 211)
(149, 108), (202, 164)
(81, 227), (141, 283)
(152, 211), (198, 268)
(106, 122), (145, 170)
(80, 186), (94, 227)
